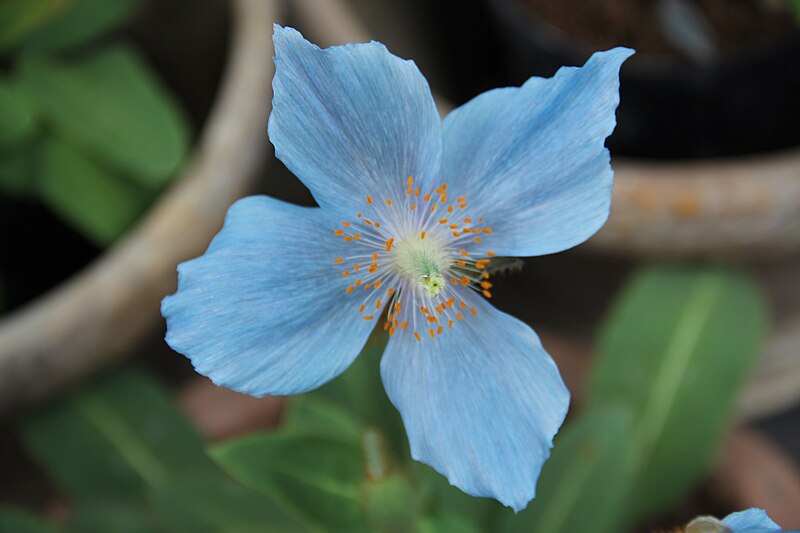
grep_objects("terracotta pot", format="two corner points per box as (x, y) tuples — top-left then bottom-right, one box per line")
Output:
(0, 0), (278, 416)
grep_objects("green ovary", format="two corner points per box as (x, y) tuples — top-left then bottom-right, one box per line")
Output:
(393, 235), (450, 298)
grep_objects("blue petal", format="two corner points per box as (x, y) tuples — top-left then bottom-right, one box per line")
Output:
(380, 293), (569, 511)
(269, 25), (442, 217)
(161, 196), (376, 396)
(440, 48), (633, 257)
(722, 508), (782, 532)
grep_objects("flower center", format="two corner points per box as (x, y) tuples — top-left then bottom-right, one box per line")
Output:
(330, 176), (497, 341)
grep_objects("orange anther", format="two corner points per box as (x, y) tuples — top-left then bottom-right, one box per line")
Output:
(376, 300), (383, 309)
(414, 188), (420, 196)
(366, 196), (373, 204)
(334, 257), (343, 264)
(460, 277), (469, 286)
(387, 288), (395, 296)
(475, 237), (482, 243)
(463, 218), (472, 223)
(371, 252), (379, 261)
(460, 301), (467, 309)
(429, 328), (435, 338)
(482, 290), (492, 298)
(456, 196), (466, 202)
(414, 332), (421, 341)
(402, 321), (408, 330)
(487, 251), (496, 257)
(481, 281), (493, 289)
(363, 315), (374, 320)
(442, 183), (447, 189)
(346, 286), (355, 294)
(342, 271), (350, 277)
(407, 176), (413, 187)
(470, 307), (478, 315)
(374, 280), (382, 289)
(354, 264), (359, 272)
(420, 231), (426, 240)
(460, 249), (469, 257)
(353, 234), (361, 240)
(386, 198), (392, 206)
(355, 279), (362, 286)
(359, 304), (365, 312)
(459, 203), (467, 209)
(483, 228), (493, 234)
(334, 230), (344, 236)
(424, 193), (431, 202)
(344, 236), (353, 242)
(342, 221), (351, 227)
(439, 218), (448, 224)
(448, 319), (453, 328)
(456, 311), (463, 320)
(437, 325), (443, 334)
(457, 260), (466, 267)
(451, 278), (458, 285)
(420, 306), (430, 314)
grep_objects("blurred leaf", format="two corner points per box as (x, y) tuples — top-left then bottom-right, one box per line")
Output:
(21, 0), (138, 52)
(0, 507), (59, 533)
(0, 0), (59, 50)
(0, 76), (36, 145)
(211, 432), (369, 532)
(588, 265), (767, 520)
(420, 513), (482, 533)
(18, 46), (189, 187)
(68, 501), (158, 533)
(150, 477), (308, 533)
(791, 0), (800, 24)
(0, 140), (40, 196)
(312, 331), (407, 456)
(19, 369), (218, 503)
(499, 406), (636, 533)
(283, 396), (363, 442)
(412, 462), (500, 530)
(38, 138), (151, 244)
(362, 471), (419, 533)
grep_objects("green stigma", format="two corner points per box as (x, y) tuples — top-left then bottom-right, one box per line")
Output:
(420, 274), (445, 298)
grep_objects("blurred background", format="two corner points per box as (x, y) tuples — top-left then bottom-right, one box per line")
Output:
(1, 0), (799, 531)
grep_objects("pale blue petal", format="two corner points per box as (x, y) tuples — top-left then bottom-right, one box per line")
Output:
(440, 48), (633, 257)
(269, 25), (442, 217)
(161, 196), (376, 396)
(380, 293), (569, 511)
(722, 508), (782, 532)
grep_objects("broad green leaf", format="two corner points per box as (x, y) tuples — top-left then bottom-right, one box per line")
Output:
(420, 513), (482, 533)
(499, 407), (636, 533)
(412, 462), (501, 530)
(588, 265), (767, 520)
(0, 507), (59, 533)
(21, 0), (138, 52)
(0, 0), (59, 50)
(312, 331), (407, 456)
(361, 472), (419, 533)
(0, 76), (36, 145)
(19, 369), (218, 503)
(283, 396), (363, 442)
(0, 140), (39, 196)
(38, 138), (151, 244)
(149, 477), (309, 533)
(18, 46), (189, 186)
(211, 432), (369, 532)
(68, 501), (158, 533)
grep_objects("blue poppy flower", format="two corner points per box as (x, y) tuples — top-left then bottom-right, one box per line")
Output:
(687, 508), (794, 533)
(161, 25), (632, 511)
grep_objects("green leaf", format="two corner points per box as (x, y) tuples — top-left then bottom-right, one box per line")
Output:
(283, 396), (364, 442)
(149, 477), (309, 533)
(68, 501), (158, 533)
(588, 265), (767, 520)
(19, 369), (218, 503)
(0, 0), (59, 50)
(361, 472), (419, 533)
(499, 407), (636, 533)
(312, 331), (407, 456)
(18, 45), (189, 187)
(20, 0), (138, 52)
(38, 137), (151, 244)
(0, 76), (36, 145)
(412, 462), (501, 530)
(420, 513), (482, 533)
(0, 507), (59, 533)
(0, 139), (40, 196)
(211, 432), (369, 532)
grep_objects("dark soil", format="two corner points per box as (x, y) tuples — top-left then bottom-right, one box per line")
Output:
(520, 0), (797, 58)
